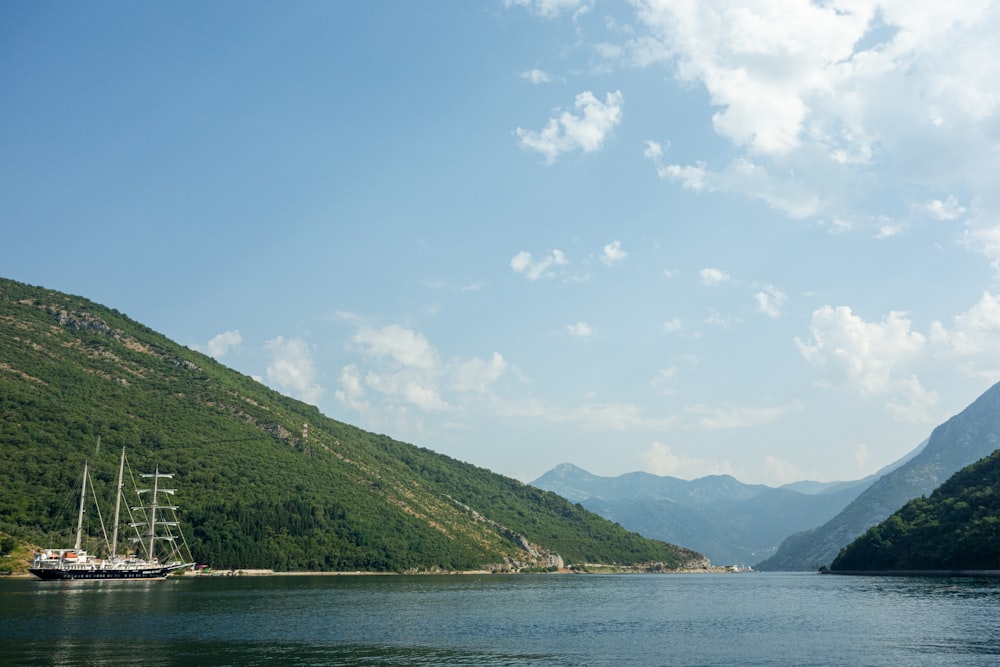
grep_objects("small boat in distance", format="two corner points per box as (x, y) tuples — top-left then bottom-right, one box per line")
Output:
(29, 448), (194, 580)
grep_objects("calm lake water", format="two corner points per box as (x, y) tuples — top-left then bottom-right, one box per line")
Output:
(2, 572), (999, 666)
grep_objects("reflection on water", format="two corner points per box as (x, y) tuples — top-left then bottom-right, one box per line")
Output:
(3, 573), (999, 666)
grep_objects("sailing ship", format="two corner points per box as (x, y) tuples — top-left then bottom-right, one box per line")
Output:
(29, 448), (195, 580)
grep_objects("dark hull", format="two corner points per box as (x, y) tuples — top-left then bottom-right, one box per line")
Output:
(29, 564), (190, 581)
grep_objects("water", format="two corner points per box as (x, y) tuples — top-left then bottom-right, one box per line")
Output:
(2, 572), (999, 666)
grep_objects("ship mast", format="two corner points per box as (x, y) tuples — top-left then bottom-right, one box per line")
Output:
(110, 448), (126, 558)
(136, 467), (178, 562)
(73, 460), (88, 552)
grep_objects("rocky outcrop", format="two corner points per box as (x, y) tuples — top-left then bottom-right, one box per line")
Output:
(50, 308), (113, 335)
(450, 497), (564, 571)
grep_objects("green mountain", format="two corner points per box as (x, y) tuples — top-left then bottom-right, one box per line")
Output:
(0, 277), (704, 574)
(831, 449), (1000, 572)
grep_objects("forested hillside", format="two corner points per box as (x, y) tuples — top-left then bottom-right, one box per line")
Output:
(831, 449), (1000, 572)
(0, 277), (703, 573)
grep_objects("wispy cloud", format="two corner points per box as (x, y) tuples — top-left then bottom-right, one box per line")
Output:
(566, 321), (592, 338)
(684, 401), (802, 430)
(504, 0), (588, 19)
(663, 318), (683, 334)
(704, 310), (739, 328)
(520, 68), (552, 84)
(639, 442), (734, 479)
(699, 267), (730, 285)
(754, 285), (787, 318)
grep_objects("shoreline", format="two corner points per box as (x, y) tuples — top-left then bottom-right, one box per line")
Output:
(4, 566), (746, 579)
(823, 569), (1000, 578)
(182, 565), (747, 577)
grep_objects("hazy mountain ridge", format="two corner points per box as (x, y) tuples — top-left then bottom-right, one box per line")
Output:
(757, 383), (1000, 571)
(532, 464), (873, 565)
(0, 277), (703, 573)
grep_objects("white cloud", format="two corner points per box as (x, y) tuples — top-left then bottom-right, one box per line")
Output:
(699, 267), (730, 285)
(621, 0), (1000, 242)
(516, 90), (623, 163)
(600, 240), (627, 266)
(353, 323), (439, 370)
(264, 336), (323, 406)
(923, 195), (966, 221)
(566, 321), (592, 338)
(642, 139), (664, 160)
(874, 222), (907, 239)
(663, 318), (683, 333)
(520, 68), (552, 84)
(204, 329), (242, 358)
(640, 442), (735, 479)
(510, 248), (569, 280)
(754, 285), (787, 318)
(795, 305), (935, 418)
(704, 310), (738, 328)
(334, 364), (371, 415)
(452, 352), (509, 393)
(345, 323), (447, 411)
(656, 157), (825, 219)
(661, 162), (708, 191)
(930, 292), (1000, 377)
(630, 0), (875, 156)
(364, 370), (448, 411)
(335, 320), (510, 418)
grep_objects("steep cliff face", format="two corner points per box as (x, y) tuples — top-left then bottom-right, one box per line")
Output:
(756, 382), (1000, 571)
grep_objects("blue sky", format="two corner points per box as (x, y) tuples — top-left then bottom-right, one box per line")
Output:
(4, 1), (1000, 485)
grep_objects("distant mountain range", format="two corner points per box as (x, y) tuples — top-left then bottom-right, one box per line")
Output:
(533, 381), (1000, 569)
(758, 380), (1000, 570)
(531, 464), (878, 565)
